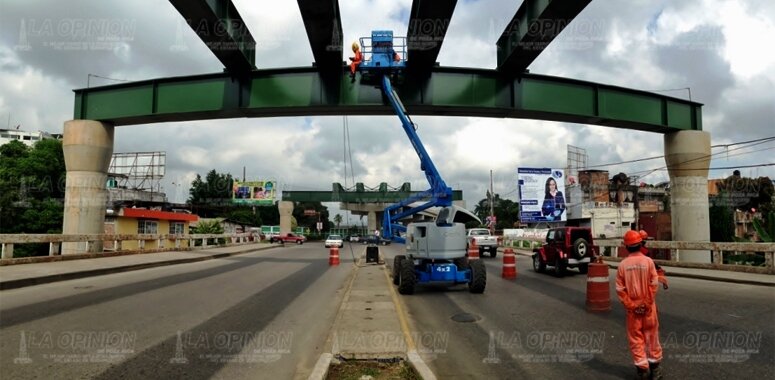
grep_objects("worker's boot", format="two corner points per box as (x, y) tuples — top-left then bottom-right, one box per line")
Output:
(634, 366), (650, 380)
(649, 362), (663, 380)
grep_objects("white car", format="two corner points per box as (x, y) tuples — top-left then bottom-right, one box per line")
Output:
(324, 234), (344, 248)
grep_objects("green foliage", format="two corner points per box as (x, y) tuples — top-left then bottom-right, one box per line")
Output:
(715, 174), (774, 213)
(292, 202), (329, 232)
(225, 207), (262, 227)
(751, 212), (774, 242)
(333, 213), (342, 227)
(709, 202), (735, 242)
(0, 139), (66, 257)
(191, 219), (225, 246)
(473, 193), (520, 229)
(188, 169), (234, 207)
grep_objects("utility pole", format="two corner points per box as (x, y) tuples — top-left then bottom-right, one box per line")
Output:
(489, 170), (494, 218)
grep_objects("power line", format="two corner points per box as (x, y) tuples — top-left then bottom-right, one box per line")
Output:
(587, 135), (775, 169)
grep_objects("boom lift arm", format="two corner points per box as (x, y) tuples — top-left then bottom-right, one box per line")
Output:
(379, 76), (453, 243)
(355, 30), (452, 243)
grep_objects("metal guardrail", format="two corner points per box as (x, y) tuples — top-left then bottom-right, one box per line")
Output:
(504, 236), (775, 273)
(0, 233), (261, 259)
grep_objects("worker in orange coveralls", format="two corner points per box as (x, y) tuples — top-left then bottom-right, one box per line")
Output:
(348, 41), (363, 82)
(616, 230), (663, 380)
(639, 230), (668, 290)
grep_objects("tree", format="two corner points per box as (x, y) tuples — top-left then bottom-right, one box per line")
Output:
(188, 169), (233, 207)
(715, 173), (774, 214)
(333, 213), (342, 228)
(473, 193), (520, 230)
(191, 219), (225, 246)
(0, 139), (67, 256)
(225, 207), (262, 227)
(709, 198), (735, 242)
(291, 202), (329, 232)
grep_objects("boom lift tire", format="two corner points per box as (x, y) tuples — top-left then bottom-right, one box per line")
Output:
(468, 260), (486, 293)
(398, 257), (417, 295)
(393, 255), (405, 285)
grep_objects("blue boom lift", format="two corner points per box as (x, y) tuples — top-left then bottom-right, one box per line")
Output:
(356, 31), (486, 294)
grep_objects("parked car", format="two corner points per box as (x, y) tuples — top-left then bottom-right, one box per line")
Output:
(532, 227), (597, 276)
(346, 234), (361, 242)
(362, 236), (392, 245)
(269, 233), (306, 244)
(325, 234), (344, 248)
(467, 228), (499, 258)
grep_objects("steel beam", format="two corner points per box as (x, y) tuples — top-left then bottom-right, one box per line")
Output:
(406, 0), (457, 73)
(169, 0), (256, 74)
(497, 0), (592, 74)
(73, 67), (703, 132)
(282, 190), (464, 203)
(297, 0), (343, 71)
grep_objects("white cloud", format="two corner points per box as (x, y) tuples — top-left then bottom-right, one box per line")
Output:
(2, 0), (774, 213)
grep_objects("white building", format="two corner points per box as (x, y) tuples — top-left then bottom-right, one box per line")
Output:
(0, 128), (59, 147)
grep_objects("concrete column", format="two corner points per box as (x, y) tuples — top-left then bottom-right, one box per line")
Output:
(664, 130), (711, 263)
(279, 201), (294, 234)
(368, 211), (378, 233)
(62, 120), (114, 254)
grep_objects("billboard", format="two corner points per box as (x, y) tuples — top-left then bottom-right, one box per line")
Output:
(232, 180), (276, 206)
(518, 168), (566, 223)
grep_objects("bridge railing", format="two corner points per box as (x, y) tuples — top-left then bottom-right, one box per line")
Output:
(504, 236), (775, 274)
(0, 233), (262, 260)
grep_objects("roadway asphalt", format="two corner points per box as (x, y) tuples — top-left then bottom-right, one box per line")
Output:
(0, 243), (358, 380)
(1, 243), (773, 380)
(380, 246), (775, 379)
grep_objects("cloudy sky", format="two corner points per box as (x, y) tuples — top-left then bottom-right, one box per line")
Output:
(1, 0), (774, 222)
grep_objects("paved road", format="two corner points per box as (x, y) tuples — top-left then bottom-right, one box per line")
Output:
(0, 243), (360, 380)
(381, 246), (775, 379)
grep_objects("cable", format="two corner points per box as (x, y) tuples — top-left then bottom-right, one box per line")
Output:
(587, 135), (775, 169)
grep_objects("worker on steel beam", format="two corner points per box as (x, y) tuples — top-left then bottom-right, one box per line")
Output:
(348, 41), (362, 82)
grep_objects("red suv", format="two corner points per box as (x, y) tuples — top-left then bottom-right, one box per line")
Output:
(532, 227), (598, 276)
(269, 233), (306, 245)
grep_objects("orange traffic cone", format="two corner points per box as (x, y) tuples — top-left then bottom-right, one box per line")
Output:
(329, 247), (340, 266)
(586, 256), (611, 312)
(468, 239), (480, 260)
(502, 248), (517, 279)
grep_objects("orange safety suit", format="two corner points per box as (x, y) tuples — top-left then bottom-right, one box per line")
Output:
(616, 252), (663, 370)
(641, 246), (669, 289)
(349, 50), (363, 74)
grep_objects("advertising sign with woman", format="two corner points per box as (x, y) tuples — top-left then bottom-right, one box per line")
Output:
(518, 168), (566, 223)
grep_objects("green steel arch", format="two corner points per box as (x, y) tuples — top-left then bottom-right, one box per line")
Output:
(74, 66), (701, 133)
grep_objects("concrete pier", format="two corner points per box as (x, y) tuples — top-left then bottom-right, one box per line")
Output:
(664, 130), (711, 263)
(61, 120), (114, 254)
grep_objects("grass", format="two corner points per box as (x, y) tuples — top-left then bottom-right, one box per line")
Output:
(326, 359), (421, 380)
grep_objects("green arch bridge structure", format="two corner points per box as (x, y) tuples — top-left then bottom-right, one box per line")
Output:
(61, 0), (712, 262)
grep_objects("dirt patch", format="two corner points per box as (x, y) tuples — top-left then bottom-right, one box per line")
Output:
(326, 359), (421, 380)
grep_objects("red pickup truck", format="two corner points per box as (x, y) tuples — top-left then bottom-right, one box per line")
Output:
(269, 233), (306, 245)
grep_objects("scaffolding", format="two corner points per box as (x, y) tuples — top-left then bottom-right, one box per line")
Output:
(107, 152), (166, 191)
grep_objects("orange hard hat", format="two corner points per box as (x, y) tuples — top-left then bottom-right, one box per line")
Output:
(623, 230), (642, 246)
(639, 230), (648, 240)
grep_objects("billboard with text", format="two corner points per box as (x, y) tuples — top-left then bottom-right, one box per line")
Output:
(232, 180), (276, 206)
(518, 168), (566, 223)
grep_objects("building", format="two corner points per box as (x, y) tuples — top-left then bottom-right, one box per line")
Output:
(566, 170), (638, 239)
(104, 207), (198, 251)
(0, 128), (59, 147)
